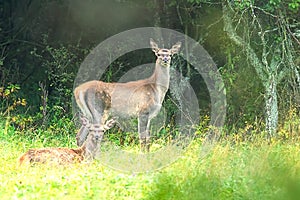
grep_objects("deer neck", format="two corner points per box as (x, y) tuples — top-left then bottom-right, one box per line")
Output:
(81, 139), (99, 159)
(150, 60), (170, 91)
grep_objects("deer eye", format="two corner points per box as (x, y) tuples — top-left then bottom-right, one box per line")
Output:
(157, 54), (161, 56)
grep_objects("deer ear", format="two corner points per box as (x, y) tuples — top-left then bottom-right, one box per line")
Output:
(171, 42), (181, 55)
(150, 38), (159, 53)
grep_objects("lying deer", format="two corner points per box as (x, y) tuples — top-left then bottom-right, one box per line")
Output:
(74, 39), (181, 152)
(18, 118), (115, 166)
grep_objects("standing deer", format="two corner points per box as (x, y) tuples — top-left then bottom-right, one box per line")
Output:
(74, 39), (181, 152)
(18, 118), (115, 166)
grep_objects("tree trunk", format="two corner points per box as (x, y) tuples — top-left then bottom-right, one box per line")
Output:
(265, 76), (278, 138)
(222, 3), (281, 137)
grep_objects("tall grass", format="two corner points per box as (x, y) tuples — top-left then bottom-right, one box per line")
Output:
(144, 139), (300, 200)
(1, 123), (300, 200)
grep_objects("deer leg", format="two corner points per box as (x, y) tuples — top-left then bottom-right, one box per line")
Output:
(138, 114), (151, 152)
(88, 91), (111, 126)
(76, 116), (91, 146)
(75, 89), (94, 146)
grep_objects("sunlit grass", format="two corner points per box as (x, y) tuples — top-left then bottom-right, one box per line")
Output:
(1, 124), (300, 200)
(0, 140), (152, 199)
(144, 139), (300, 200)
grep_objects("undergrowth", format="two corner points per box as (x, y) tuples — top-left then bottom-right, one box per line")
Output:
(0, 119), (300, 200)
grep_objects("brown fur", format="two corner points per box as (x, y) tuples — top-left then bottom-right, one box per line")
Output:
(74, 39), (181, 152)
(18, 119), (115, 166)
(18, 147), (84, 166)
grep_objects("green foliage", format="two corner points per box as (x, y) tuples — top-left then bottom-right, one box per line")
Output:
(31, 42), (77, 116)
(186, 0), (209, 4)
(144, 140), (300, 200)
(27, 36), (90, 127)
(232, 0), (300, 13)
(219, 45), (265, 128)
(288, 0), (300, 10)
(0, 84), (26, 115)
(0, 83), (27, 134)
(278, 107), (300, 140)
(1, 121), (300, 199)
(0, 0), (298, 137)
(0, 117), (76, 149)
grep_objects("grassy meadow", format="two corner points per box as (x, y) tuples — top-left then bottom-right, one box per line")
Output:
(1, 123), (300, 200)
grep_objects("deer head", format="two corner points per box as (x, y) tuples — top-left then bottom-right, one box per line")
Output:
(83, 118), (116, 159)
(150, 38), (181, 67)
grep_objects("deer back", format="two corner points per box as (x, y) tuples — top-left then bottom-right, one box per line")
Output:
(18, 147), (84, 166)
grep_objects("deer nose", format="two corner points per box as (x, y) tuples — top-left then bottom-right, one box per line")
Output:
(163, 57), (169, 62)
(94, 134), (101, 141)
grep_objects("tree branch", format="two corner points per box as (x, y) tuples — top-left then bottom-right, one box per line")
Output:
(222, 3), (268, 86)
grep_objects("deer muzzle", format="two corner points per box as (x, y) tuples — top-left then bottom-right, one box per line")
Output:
(90, 125), (104, 141)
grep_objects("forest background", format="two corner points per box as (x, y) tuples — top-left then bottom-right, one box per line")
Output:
(0, 0), (300, 199)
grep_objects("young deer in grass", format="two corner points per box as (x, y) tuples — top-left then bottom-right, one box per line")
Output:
(18, 118), (115, 166)
(74, 39), (181, 152)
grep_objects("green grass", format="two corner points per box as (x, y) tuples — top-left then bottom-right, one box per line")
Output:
(1, 125), (300, 200)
